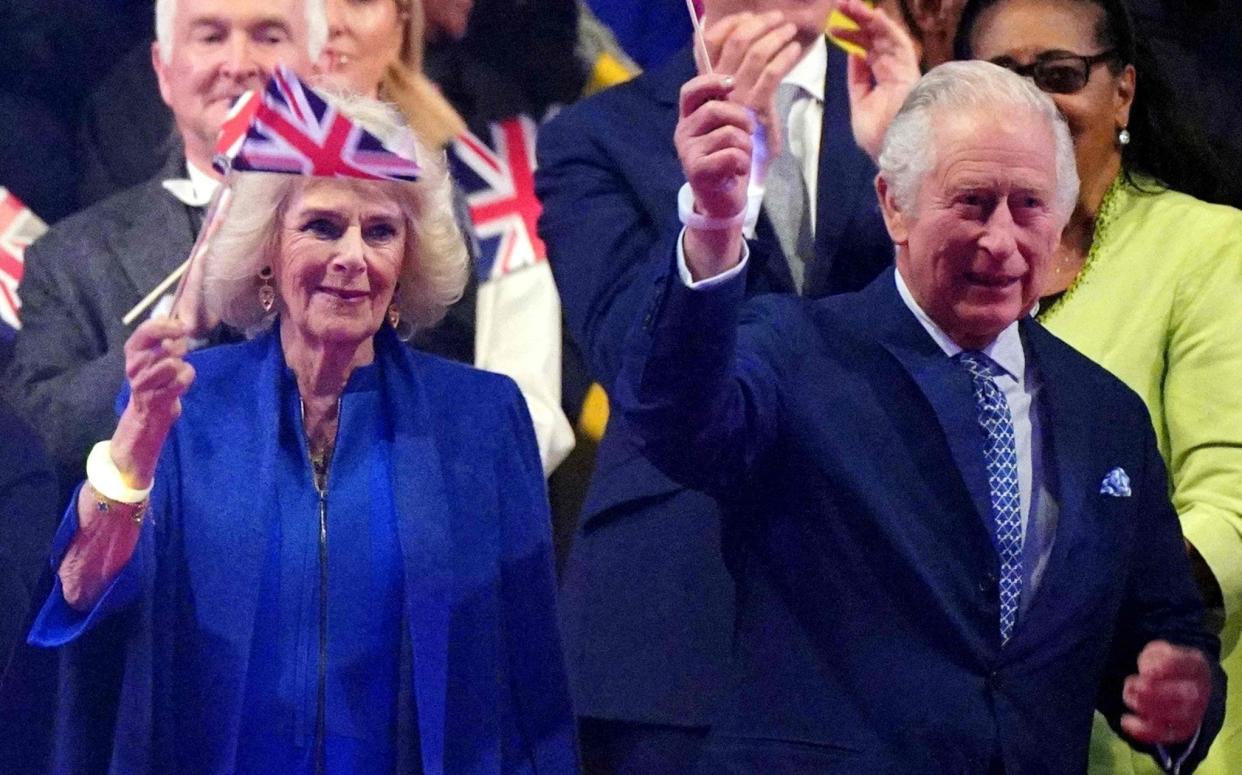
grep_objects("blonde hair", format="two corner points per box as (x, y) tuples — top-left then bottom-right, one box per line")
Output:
(381, 0), (468, 149)
(203, 91), (468, 336)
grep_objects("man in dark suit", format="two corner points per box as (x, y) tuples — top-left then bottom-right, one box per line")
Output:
(535, 0), (917, 769)
(3, 0), (323, 498)
(616, 59), (1224, 773)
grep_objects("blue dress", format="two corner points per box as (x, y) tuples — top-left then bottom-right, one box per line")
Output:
(30, 326), (577, 774)
(235, 363), (404, 772)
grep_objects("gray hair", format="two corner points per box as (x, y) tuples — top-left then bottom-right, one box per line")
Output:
(203, 90), (468, 337)
(878, 60), (1079, 219)
(156, 0), (329, 64)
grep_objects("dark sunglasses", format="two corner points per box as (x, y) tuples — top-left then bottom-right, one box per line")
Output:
(991, 50), (1119, 94)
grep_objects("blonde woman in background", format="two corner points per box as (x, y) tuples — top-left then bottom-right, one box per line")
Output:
(316, 0), (575, 475)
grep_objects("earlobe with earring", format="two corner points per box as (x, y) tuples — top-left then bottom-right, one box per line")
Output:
(387, 283), (401, 329)
(1117, 126), (1131, 146)
(258, 266), (275, 313)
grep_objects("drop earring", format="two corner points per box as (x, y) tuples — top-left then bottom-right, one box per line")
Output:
(1117, 126), (1131, 146)
(387, 283), (401, 328)
(258, 266), (275, 313)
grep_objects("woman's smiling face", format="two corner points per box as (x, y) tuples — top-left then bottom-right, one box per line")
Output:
(276, 179), (407, 350)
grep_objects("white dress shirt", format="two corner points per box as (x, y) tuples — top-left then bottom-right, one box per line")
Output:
(161, 159), (220, 208)
(894, 269), (1063, 608)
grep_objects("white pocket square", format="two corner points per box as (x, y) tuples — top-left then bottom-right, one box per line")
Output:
(1100, 467), (1132, 497)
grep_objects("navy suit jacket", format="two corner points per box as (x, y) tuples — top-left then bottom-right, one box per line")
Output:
(536, 42), (893, 723)
(616, 263), (1226, 774)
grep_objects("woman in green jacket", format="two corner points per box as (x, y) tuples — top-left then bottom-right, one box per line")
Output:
(959, 0), (1242, 772)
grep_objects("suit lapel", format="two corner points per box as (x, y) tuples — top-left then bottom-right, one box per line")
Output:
(749, 214), (798, 293)
(805, 44), (878, 298)
(863, 273), (997, 541)
(1016, 322), (1094, 618)
(648, 46), (696, 108)
(380, 332), (453, 774)
(108, 154), (200, 308)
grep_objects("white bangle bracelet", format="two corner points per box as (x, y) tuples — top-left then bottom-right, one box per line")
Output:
(678, 183), (745, 231)
(86, 441), (153, 504)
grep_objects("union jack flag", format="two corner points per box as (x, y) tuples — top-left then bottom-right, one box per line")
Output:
(214, 64), (421, 182)
(0, 188), (48, 330)
(448, 116), (546, 281)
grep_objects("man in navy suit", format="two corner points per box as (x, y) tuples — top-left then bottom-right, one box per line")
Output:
(535, 1), (918, 769)
(617, 60), (1225, 773)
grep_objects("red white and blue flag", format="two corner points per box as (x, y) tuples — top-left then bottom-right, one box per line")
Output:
(0, 188), (48, 330)
(448, 116), (546, 281)
(214, 64), (421, 182)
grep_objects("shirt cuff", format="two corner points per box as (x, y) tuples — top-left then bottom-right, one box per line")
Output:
(677, 227), (750, 289)
(1157, 723), (1202, 775)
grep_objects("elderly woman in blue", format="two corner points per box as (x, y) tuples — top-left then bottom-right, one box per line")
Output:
(28, 91), (576, 774)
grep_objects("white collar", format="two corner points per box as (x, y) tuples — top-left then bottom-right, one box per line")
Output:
(894, 268), (1025, 382)
(783, 35), (827, 103)
(161, 159), (220, 207)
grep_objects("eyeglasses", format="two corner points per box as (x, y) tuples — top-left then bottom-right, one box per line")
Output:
(991, 50), (1119, 94)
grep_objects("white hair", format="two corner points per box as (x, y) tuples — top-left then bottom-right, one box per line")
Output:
(156, 0), (328, 64)
(878, 60), (1079, 220)
(203, 90), (468, 336)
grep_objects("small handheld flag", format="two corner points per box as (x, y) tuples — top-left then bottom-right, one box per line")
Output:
(213, 64), (422, 181)
(125, 64), (425, 326)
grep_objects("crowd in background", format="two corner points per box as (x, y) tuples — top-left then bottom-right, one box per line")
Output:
(1, 0), (1240, 772)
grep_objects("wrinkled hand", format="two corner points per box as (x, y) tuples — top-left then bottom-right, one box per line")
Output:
(676, 74), (754, 220)
(701, 11), (803, 162)
(125, 317), (195, 423)
(675, 74), (754, 279)
(832, 0), (921, 160)
(112, 317), (196, 488)
(1120, 641), (1212, 746)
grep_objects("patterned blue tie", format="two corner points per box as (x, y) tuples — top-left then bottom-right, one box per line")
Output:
(955, 351), (1024, 644)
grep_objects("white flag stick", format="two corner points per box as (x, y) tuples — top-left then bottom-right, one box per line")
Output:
(121, 184), (233, 326)
(684, 0), (714, 74)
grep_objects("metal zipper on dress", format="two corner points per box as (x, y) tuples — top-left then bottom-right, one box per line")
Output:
(302, 395), (336, 775)
(314, 479), (328, 775)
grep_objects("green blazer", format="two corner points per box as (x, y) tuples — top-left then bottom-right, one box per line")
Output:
(1040, 175), (1242, 775)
